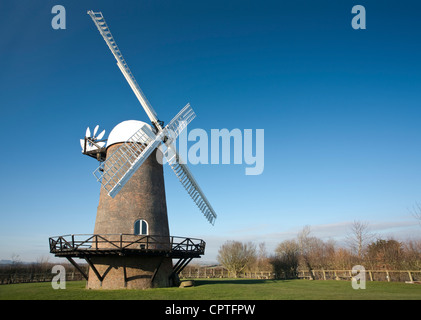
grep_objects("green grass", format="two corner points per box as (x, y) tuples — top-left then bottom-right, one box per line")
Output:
(0, 279), (420, 300)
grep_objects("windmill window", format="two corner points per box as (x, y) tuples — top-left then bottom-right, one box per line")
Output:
(134, 219), (148, 235)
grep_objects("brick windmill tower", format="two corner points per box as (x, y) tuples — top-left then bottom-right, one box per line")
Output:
(49, 11), (217, 290)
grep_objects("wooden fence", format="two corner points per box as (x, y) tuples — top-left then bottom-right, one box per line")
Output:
(179, 267), (273, 279)
(298, 269), (421, 283)
(179, 267), (421, 283)
(0, 271), (86, 285)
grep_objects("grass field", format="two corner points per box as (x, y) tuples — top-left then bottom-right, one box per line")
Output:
(0, 279), (420, 300)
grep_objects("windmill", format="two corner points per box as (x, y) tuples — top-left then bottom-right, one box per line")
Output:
(48, 11), (217, 290)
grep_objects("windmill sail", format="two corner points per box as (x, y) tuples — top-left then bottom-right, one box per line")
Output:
(166, 146), (217, 225)
(163, 103), (195, 144)
(160, 104), (217, 224)
(87, 11), (161, 130)
(93, 125), (161, 198)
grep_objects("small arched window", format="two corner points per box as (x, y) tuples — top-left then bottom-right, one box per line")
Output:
(134, 219), (148, 235)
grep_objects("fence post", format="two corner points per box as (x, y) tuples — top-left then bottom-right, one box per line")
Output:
(408, 271), (413, 282)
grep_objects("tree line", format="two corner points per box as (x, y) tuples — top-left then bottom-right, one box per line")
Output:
(217, 221), (421, 278)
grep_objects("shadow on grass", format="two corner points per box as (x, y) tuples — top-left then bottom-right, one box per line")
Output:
(193, 279), (293, 286)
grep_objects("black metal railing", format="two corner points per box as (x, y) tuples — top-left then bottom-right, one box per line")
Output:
(49, 234), (205, 256)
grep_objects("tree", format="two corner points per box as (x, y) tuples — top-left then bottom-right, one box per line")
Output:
(297, 225), (312, 256)
(402, 239), (421, 270)
(217, 241), (256, 277)
(410, 202), (421, 226)
(296, 225), (320, 272)
(346, 220), (375, 260)
(254, 242), (271, 272)
(333, 247), (356, 270)
(272, 239), (300, 278)
(366, 239), (403, 270)
(296, 225), (311, 268)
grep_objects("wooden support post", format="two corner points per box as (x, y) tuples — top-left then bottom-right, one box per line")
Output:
(151, 258), (164, 284)
(84, 257), (103, 286)
(177, 258), (193, 275)
(173, 258), (184, 272)
(66, 257), (88, 281)
(123, 263), (127, 288)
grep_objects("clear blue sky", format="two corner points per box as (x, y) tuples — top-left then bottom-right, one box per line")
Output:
(0, 0), (420, 263)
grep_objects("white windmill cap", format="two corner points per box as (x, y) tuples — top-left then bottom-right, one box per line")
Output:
(106, 120), (153, 148)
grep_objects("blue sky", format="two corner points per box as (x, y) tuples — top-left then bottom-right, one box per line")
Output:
(0, 0), (420, 263)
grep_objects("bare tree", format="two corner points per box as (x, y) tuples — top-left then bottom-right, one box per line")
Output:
(275, 239), (300, 258)
(402, 239), (421, 270)
(272, 239), (300, 278)
(217, 241), (256, 277)
(410, 202), (421, 225)
(346, 220), (375, 260)
(254, 242), (271, 271)
(296, 225), (315, 272)
(258, 242), (267, 260)
(11, 254), (21, 266)
(297, 225), (312, 255)
(366, 238), (403, 270)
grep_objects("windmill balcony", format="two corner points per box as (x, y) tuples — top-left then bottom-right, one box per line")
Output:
(49, 234), (206, 259)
